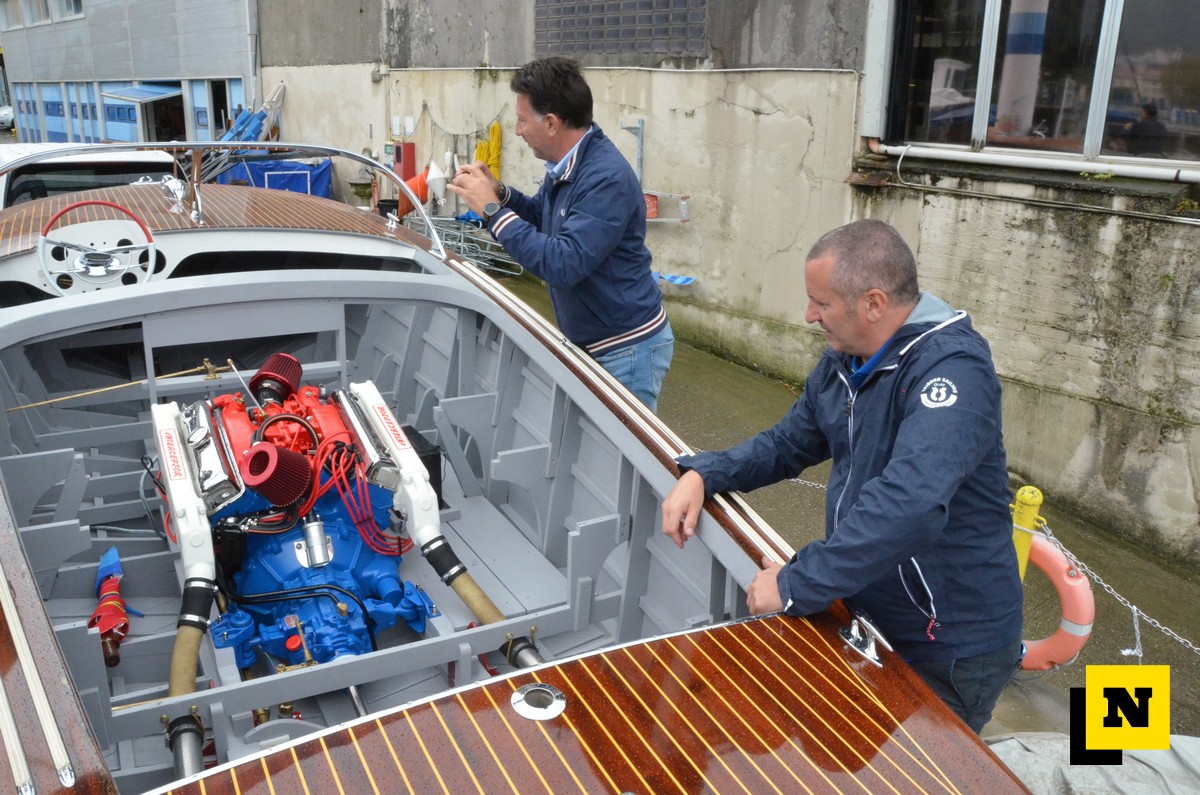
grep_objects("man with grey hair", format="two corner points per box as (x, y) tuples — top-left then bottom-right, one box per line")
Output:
(662, 219), (1023, 733)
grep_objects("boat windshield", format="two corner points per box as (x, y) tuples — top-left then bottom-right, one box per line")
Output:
(4, 160), (176, 206)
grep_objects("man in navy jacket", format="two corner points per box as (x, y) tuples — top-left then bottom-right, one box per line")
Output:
(450, 57), (674, 411)
(661, 219), (1023, 733)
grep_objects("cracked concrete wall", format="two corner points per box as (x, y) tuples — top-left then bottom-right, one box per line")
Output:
(258, 1), (532, 69)
(707, 0), (868, 69)
(260, 1), (385, 67)
(860, 185), (1200, 564)
(262, 60), (1200, 566)
(257, 1), (865, 71)
(262, 62), (859, 380)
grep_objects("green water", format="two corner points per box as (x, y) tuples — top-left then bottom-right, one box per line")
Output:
(500, 273), (1200, 738)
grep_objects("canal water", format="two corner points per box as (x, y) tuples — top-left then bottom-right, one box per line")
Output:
(500, 274), (1200, 739)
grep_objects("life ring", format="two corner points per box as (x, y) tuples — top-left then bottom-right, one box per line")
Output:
(1021, 534), (1094, 670)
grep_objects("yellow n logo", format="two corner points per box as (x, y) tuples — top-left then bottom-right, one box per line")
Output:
(1102, 686), (1153, 728)
(1070, 665), (1170, 765)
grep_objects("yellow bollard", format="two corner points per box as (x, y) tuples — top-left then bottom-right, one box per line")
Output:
(1011, 485), (1043, 581)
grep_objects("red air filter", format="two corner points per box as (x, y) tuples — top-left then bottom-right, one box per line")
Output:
(249, 353), (302, 403)
(240, 442), (312, 506)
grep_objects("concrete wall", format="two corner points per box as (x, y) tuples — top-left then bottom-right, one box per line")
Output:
(257, 0), (866, 71)
(258, 0), (534, 69)
(707, 0), (869, 69)
(851, 172), (1200, 561)
(259, 0), (385, 67)
(265, 56), (1200, 566)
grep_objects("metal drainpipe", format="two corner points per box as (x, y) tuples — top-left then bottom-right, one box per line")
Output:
(246, 0), (260, 111)
(866, 138), (1200, 184)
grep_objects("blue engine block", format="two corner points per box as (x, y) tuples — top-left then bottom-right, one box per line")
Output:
(210, 476), (436, 669)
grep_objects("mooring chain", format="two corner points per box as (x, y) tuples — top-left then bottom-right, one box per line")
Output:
(1040, 521), (1200, 659)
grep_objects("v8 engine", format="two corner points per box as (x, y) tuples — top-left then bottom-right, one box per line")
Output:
(151, 353), (438, 670)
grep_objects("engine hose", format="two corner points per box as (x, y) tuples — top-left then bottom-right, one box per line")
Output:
(167, 626), (206, 698)
(166, 578), (214, 781)
(447, 570), (505, 625)
(168, 578), (216, 697)
(420, 536), (544, 666)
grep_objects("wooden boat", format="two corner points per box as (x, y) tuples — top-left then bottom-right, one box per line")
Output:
(0, 143), (1027, 793)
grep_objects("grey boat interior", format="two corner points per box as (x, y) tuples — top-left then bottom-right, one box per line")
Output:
(0, 265), (767, 793)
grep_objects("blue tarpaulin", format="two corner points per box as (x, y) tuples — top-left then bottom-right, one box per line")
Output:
(216, 159), (332, 198)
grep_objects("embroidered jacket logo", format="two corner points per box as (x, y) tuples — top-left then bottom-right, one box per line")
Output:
(920, 377), (958, 409)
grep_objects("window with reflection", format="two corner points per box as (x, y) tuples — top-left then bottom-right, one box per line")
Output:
(888, 0), (1200, 163)
(1102, 3), (1198, 159)
(890, 0), (989, 145)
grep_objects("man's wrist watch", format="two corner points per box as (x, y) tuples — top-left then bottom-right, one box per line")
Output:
(482, 200), (501, 222)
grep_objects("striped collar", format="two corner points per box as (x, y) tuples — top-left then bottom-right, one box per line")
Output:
(546, 125), (594, 182)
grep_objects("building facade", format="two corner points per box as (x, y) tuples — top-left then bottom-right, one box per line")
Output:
(0, 0), (257, 142)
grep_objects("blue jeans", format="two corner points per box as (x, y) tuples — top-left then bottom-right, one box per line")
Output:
(593, 321), (674, 412)
(906, 637), (1023, 733)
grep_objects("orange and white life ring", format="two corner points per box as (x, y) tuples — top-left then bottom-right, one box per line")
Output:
(1021, 534), (1095, 670)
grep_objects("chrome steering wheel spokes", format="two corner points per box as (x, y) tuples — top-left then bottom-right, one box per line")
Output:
(38, 199), (157, 296)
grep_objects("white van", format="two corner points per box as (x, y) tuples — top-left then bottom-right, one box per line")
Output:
(0, 143), (176, 208)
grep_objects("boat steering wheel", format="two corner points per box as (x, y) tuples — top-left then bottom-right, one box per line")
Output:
(38, 199), (157, 295)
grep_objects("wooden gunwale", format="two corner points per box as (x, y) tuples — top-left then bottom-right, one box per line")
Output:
(0, 489), (115, 794)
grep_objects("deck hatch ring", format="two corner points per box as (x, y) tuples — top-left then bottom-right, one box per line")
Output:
(511, 683), (566, 721)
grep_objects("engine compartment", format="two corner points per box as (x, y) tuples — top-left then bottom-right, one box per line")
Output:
(155, 353), (439, 671)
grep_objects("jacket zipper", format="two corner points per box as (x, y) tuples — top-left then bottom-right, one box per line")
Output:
(833, 372), (854, 528)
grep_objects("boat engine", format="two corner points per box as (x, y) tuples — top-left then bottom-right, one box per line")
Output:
(151, 353), (438, 670)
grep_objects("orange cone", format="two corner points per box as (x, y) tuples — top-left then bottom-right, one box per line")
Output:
(391, 168), (430, 217)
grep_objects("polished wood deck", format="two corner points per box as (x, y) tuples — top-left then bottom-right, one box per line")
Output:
(166, 606), (1027, 795)
(0, 181), (425, 259)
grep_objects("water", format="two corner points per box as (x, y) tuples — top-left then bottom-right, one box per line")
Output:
(501, 274), (1200, 738)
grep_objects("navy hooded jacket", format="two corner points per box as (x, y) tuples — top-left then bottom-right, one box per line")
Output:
(487, 126), (667, 355)
(678, 293), (1023, 661)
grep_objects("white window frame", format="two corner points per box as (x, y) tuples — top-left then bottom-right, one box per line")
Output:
(861, 0), (1200, 179)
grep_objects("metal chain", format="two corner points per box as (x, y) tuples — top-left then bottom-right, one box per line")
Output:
(788, 477), (827, 491)
(1041, 521), (1200, 659)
